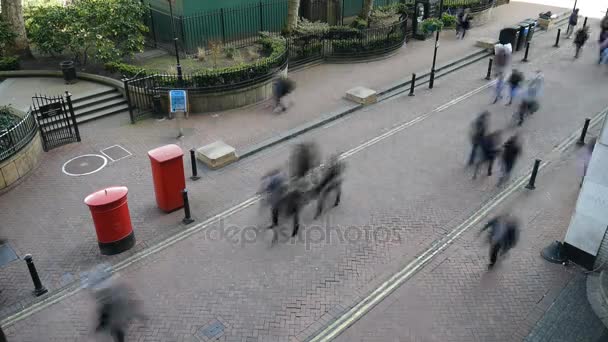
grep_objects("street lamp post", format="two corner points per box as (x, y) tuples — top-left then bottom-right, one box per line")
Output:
(429, 0), (443, 89)
(168, 0), (183, 85)
(566, 0), (578, 37)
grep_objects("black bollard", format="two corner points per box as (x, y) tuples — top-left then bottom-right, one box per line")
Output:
(554, 28), (561, 48)
(526, 159), (541, 190)
(485, 58), (493, 80)
(577, 118), (591, 146)
(24, 254), (48, 296)
(408, 73), (416, 96)
(190, 149), (200, 180)
(583, 17), (588, 28)
(522, 42), (530, 62)
(182, 189), (194, 224)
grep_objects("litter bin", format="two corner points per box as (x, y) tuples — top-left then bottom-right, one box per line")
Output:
(60, 61), (77, 84)
(516, 24), (528, 51)
(84, 186), (135, 255)
(148, 144), (185, 212)
(524, 20), (536, 41)
(499, 27), (519, 47)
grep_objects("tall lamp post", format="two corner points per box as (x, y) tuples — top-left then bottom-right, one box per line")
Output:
(168, 0), (183, 85)
(429, 0), (443, 89)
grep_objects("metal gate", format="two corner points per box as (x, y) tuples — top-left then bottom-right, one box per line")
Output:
(32, 92), (80, 151)
(123, 75), (160, 123)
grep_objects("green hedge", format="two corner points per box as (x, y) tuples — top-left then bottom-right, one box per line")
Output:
(0, 106), (19, 131)
(332, 33), (404, 54)
(0, 57), (19, 71)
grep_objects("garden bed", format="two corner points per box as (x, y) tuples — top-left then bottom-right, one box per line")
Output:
(0, 107), (20, 131)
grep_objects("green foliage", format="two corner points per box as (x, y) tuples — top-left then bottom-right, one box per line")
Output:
(0, 17), (17, 57)
(26, 0), (148, 64)
(293, 18), (330, 37)
(443, 0), (482, 9)
(421, 18), (444, 34)
(104, 61), (147, 78)
(350, 17), (369, 30)
(332, 32), (404, 54)
(0, 106), (20, 131)
(0, 57), (20, 71)
(441, 13), (458, 28)
(223, 46), (239, 59)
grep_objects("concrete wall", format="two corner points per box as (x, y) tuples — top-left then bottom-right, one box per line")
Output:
(0, 130), (43, 193)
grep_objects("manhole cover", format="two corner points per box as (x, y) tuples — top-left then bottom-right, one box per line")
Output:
(101, 145), (132, 162)
(62, 154), (107, 176)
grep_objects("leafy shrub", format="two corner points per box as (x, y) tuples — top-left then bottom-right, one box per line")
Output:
(421, 18), (444, 34)
(332, 32), (405, 54)
(350, 17), (368, 30)
(224, 46), (239, 59)
(104, 61), (147, 78)
(0, 106), (20, 131)
(197, 47), (206, 61)
(441, 13), (458, 28)
(294, 18), (330, 37)
(0, 17), (16, 57)
(0, 57), (20, 71)
(26, 0), (148, 64)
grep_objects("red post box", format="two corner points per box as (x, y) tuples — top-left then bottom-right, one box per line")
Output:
(148, 144), (186, 212)
(84, 186), (135, 255)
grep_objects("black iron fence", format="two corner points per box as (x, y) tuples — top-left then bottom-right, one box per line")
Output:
(0, 109), (38, 163)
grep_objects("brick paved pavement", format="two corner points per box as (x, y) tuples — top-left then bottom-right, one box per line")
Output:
(3, 25), (608, 340)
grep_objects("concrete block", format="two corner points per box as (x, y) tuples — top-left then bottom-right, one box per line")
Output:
(345, 86), (377, 105)
(196, 141), (238, 169)
(1, 162), (18, 186)
(476, 38), (499, 51)
(0, 169), (5, 189)
(14, 154), (30, 177)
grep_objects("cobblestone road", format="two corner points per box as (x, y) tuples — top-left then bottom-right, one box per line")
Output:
(3, 18), (608, 341)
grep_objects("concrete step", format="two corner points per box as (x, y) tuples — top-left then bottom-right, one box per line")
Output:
(74, 97), (128, 118)
(76, 104), (130, 124)
(72, 91), (123, 111)
(71, 88), (116, 103)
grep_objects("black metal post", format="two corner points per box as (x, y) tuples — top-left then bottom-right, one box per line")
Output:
(577, 118), (591, 146)
(583, 17), (588, 28)
(409, 73), (416, 96)
(485, 58), (493, 80)
(554, 28), (561, 47)
(522, 42), (530, 62)
(429, 30), (440, 89)
(64, 91), (81, 142)
(259, 1), (264, 31)
(190, 149), (200, 180)
(149, 5), (158, 48)
(182, 189), (194, 224)
(168, 0), (183, 86)
(220, 8), (226, 44)
(526, 159), (541, 190)
(123, 78), (136, 124)
(342, 0), (345, 26)
(24, 254), (47, 297)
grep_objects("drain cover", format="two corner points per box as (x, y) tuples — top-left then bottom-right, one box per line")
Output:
(62, 154), (107, 176)
(198, 320), (224, 339)
(101, 145), (131, 161)
(0, 243), (18, 267)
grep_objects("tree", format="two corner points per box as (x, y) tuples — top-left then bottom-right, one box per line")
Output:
(286, 0), (300, 33)
(360, 0), (374, 21)
(1, 0), (31, 56)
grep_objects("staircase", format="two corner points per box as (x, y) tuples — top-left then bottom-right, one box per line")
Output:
(71, 87), (129, 124)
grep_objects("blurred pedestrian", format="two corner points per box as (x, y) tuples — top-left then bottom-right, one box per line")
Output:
(580, 137), (597, 187)
(456, 9), (471, 39)
(468, 111), (489, 166)
(473, 130), (501, 179)
(573, 26), (590, 58)
(480, 214), (520, 269)
(566, 8), (579, 38)
(94, 283), (146, 342)
(314, 155), (345, 219)
(498, 134), (522, 186)
(516, 70), (543, 126)
(600, 37), (608, 65)
(493, 43), (512, 77)
(272, 77), (295, 113)
(259, 169), (287, 229)
(506, 69), (524, 105)
(289, 142), (320, 179)
(599, 21), (608, 64)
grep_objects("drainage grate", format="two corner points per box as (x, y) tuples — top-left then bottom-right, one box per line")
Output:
(0, 243), (18, 267)
(101, 145), (132, 162)
(198, 320), (225, 339)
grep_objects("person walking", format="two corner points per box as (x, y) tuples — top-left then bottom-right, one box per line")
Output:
(516, 70), (543, 126)
(468, 111), (489, 166)
(498, 134), (522, 186)
(94, 283), (146, 342)
(259, 169), (287, 229)
(456, 9), (471, 39)
(574, 26), (590, 59)
(506, 69), (524, 105)
(480, 214), (520, 269)
(272, 77), (295, 113)
(566, 8), (579, 39)
(314, 155), (345, 219)
(473, 130), (501, 179)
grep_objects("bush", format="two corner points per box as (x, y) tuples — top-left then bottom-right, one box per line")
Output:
(224, 46), (239, 59)
(0, 106), (20, 131)
(104, 61), (147, 78)
(332, 32), (405, 54)
(0, 57), (20, 71)
(0, 17), (16, 57)
(293, 18), (330, 37)
(441, 13), (458, 28)
(421, 18), (444, 34)
(350, 17), (368, 30)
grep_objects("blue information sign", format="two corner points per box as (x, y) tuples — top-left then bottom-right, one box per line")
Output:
(169, 90), (188, 113)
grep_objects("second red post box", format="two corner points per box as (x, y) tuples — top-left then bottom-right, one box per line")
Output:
(148, 144), (186, 212)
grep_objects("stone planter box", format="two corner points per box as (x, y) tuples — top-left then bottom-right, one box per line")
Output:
(0, 131), (43, 193)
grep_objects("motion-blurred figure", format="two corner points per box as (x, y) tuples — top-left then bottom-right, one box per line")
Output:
(272, 77), (295, 113)
(314, 155), (345, 219)
(498, 134), (522, 186)
(516, 70), (543, 126)
(506, 69), (524, 105)
(473, 130), (501, 179)
(94, 283), (146, 342)
(599, 17), (608, 64)
(574, 26), (590, 59)
(468, 111), (489, 166)
(480, 214), (520, 269)
(456, 8), (471, 39)
(566, 8), (579, 38)
(259, 169), (287, 228)
(289, 142), (320, 179)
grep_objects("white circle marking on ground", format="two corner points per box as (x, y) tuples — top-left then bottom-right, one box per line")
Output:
(61, 154), (108, 177)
